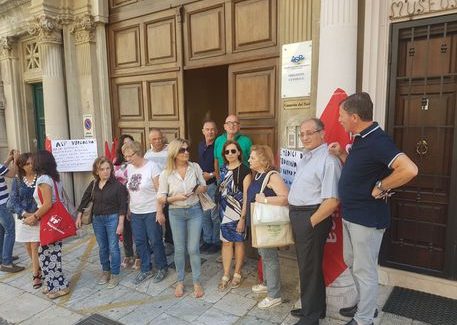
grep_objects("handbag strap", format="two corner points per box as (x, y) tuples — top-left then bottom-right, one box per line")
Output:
(260, 170), (278, 194)
(90, 180), (96, 200)
(37, 180), (61, 205)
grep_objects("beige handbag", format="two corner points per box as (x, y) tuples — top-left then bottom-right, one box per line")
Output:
(81, 181), (96, 225)
(192, 163), (216, 212)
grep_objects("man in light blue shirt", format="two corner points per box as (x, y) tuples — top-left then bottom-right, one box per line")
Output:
(288, 118), (341, 325)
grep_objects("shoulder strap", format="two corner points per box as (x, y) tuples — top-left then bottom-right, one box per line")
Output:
(91, 180), (96, 200)
(260, 170), (278, 194)
(37, 180), (61, 204)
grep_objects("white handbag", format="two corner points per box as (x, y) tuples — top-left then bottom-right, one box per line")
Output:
(251, 171), (290, 226)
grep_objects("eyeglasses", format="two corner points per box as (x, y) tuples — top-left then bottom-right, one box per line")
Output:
(225, 121), (240, 126)
(124, 152), (137, 159)
(178, 147), (190, 154)
(224, 149), (238, 155)
(300, 129), (322, 137)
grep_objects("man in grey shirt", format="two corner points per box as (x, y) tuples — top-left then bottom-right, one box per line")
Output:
(288, 118), (342, 325)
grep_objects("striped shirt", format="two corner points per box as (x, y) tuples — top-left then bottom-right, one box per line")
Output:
(0, 164), (9, 205)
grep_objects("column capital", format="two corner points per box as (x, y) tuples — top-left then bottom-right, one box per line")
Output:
(70, 15), (96, 45)
(0, 36), (17, 60)
(27, 15), (63, 44)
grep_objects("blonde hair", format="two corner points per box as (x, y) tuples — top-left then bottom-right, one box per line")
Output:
(165, 138), (190, 174)
(251, 145), (275, 171)
(121, 141), (144, 157)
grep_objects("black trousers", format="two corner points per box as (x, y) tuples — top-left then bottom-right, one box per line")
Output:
(289, 205), (332, 325)
(163, 205), (173, 244)
(122, 217), (137, 258)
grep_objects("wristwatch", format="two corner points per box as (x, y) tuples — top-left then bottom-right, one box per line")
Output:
(209, 172), (214, 177)
(375, 180), (385, 192)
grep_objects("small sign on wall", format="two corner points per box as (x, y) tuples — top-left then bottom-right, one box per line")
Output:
(281, 41), (312, 99)
(83, 114), (94, 138)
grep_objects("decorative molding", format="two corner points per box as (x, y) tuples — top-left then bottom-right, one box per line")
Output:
(70, 14), (96, 44)
(0, 36), (15, 60)
(0, 0), (30, 15)
(390, 0), (457, 20)
(27, 15), (63, 44)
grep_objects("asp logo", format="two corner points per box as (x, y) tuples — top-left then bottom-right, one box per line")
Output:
(290, 54), (305, 64)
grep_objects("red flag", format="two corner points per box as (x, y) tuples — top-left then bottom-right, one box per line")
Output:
(104, 141), (112, 161)
(44, 137), (52, 152)
(320, 88), (352, 286)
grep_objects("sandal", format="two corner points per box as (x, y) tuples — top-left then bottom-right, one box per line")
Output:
(175, 282), (184, 298)
(32, 273), (42, 289)
(132, 258), (141, 270)
(231, 272), (242, 288)
(121, 257), (133, 268)
(218, 275), (230, 291)
(193, 284), (204, 298)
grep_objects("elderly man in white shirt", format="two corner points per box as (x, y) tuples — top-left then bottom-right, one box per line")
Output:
(288, 118), (342, 325)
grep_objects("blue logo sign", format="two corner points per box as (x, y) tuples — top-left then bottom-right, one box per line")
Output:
(291, 54), (305, 64)
(84, 118), (92, 130)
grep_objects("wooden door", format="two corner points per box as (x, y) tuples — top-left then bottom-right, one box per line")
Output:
(32, 83), (45, 150)
(108, 7), (185, 148)
(228, 58), (278, 153)
(383, 15), (457, 279)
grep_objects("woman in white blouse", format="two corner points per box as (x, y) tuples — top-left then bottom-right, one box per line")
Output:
(158, 138), (207, 298)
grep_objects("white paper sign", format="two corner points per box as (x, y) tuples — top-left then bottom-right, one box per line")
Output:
(52, 139), (98, 172)
(280, 148), (304, 188)
(281, 41), (312, 99)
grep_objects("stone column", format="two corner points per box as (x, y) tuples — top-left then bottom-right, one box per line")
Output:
(28, 15), (73, 196)
(316, 0), (358, 115)
(0, 36), (26, 152)
(315, 0), (359, 316)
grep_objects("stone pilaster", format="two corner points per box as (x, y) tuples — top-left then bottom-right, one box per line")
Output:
(316, 0), (358, 115)
(0, 36), (26, 151)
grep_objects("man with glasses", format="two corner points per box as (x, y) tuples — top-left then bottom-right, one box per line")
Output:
(288, 118), (342, 325)
(144, 129), (173, 253)
(214, 115), (252, 177)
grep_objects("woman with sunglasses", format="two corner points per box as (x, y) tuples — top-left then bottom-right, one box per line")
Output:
(158, 139), (207, 298)
(8, 153), (41, 288)
(113, 134), (140, 269)
(217, 140), (251, 291)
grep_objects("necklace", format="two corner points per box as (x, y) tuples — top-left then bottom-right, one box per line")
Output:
(254, 172), (265, 181)
(23, 175), (37, 187)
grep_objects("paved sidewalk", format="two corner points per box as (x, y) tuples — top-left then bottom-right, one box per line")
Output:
(0, 228), (429, 325)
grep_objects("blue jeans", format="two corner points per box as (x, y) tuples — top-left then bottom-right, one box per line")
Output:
(201, 183), (220, 244)
(92, 213), (121, 275)
(168, 204), (203, 283)
(131, 212), (167, 273)
(343, 220), (385, 325)
(0, 203), (15, 265)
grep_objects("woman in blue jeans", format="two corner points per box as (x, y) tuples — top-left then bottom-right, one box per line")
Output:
(123, 141), (168, 285)
(247, 145), (289, 309)
(158, 138), (207, 298)
(76, 157), (128, 289)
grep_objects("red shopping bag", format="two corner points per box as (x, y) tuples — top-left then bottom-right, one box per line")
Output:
(38, 181), (77, 246)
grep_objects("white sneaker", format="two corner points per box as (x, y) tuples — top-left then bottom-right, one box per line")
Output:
(257, 296), (282, 309)
(252, 283), (268, 294)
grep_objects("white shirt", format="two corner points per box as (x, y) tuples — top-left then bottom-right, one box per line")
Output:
(144, 145), (168, 172)
(158, 162), (206, 209)
(126, 161), (161, 214)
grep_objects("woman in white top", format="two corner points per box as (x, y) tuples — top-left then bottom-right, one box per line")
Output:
(26, 150), (70, 299)
(158, 138), (207, 298)
(122, 141), (168, 285)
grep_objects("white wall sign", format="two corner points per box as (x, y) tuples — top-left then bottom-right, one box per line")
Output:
(281, 41), (312, 99)
(52, 139), (98, 172)
(280, 148), (304, 188)
(83, 114), (94, 138)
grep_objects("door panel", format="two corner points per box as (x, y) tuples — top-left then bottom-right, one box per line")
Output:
(228, 58), (278, 152)
(383, 15), (457, 279)
(108, 7), (185, 150)
(32, 83), (45, 150)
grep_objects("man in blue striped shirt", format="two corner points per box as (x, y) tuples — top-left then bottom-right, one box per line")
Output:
(0, 150), (24, 273)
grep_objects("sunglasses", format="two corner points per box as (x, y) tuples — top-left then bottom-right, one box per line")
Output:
(224, 149), (238, 155)
(178, 147), (190, 154)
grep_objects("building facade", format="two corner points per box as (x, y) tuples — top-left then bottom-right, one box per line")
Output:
(0, 0), (456, 298)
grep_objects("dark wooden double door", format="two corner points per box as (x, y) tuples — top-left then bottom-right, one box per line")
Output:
(383, 14), (457, 279)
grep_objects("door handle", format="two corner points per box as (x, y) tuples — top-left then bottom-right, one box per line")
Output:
(416, 139), (428, 156)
